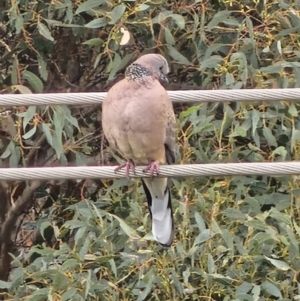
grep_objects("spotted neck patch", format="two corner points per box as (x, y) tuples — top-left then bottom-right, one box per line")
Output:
(125, 63), (152, 81)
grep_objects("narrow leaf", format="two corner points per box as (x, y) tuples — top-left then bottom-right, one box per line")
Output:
(42, 123), (53, 146)
(37, 55), (48, 81)
(22, 71), (43, 93)
(85, 18), (107, 28)
(109, 4), (126, 24)
(37, 22), (54, 41)
(22, 126), (37, 139)
(207, 10), (231, 30)
(264, 256), (291, 271)
(167, 45), (192, 65)
(170, 14), (185, 29)
(75, 0), (106, 14)
(22, 106), (36, 131)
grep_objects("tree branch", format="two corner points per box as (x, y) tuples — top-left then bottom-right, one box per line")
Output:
(0, 180), (42, 281)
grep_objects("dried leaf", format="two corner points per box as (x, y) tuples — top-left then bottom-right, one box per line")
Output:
(12, 85), (32, 94)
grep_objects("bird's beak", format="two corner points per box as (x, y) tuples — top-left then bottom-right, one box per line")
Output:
(159, 74), (169, 87)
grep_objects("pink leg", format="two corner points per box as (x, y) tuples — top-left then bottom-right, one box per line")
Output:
(142, 160), (160, 177)
(114, 159), (135, 179)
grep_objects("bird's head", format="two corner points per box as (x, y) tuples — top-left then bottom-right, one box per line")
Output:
(125, 54), (170, 86)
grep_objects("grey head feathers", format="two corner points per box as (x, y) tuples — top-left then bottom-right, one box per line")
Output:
(125, 54), (170, 86)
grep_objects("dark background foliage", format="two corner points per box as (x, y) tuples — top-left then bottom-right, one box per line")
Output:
(1, 0), (300, 300)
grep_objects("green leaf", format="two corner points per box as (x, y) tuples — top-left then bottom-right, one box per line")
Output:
(193, 229), (210, 245)
(16, 105), (36, 131)
(152, 11), (173, 24)
(270, 208), (291, 224)
(52, 131), (63, 160)
(263, 127), (277, 147)
(194, 212), (206, 232)
(228, 126), (247, 137)
(261, 281), (282, 298)
(94, 53), (102, 69)
(107, 53), (122, 81)
(61, 287), (77, 301)
(199, 55), (223, 71)
(170, 14), (185, 29)
(204, 44), (225, 60)
(75, 152), (86, 166)
(0, 280), (11, 289)
(271, 146), (287, 159)
(42, 123), (53, 146)
(85, 18), (107, 28)
(245, 219), (269, 231)
(37, 55), (48, 81)
(40, 221), (52, 240)
(14, 14), (24, 34)
(207, 254), (216, 274)
(61, 106), (79, 129)
(37, 22), (54, 41)
(251, 109), (260, 136)
(109, 212), (140, 240)
(291, 127), (300, 152)
(164, 27), (175, 45)
(264, 256), (291, 271)
(288, 102), (298, 116)
(9, 147), (20, 167)
(246, 16), (255, 45)
(221, 229), (234, 256)
(135, 4), (150, 11)
(225, 72), (235, 85)
(222, 208), (245, 221)
(109, 4), (126, 25)
(82, 38), (104, 46)
(22, 71), (43, 93)
(22, 126), (37, 139)
(44, 19), (83, 28)
(167, 45), (192, 65)
(75, 0), (107, 14)
(207, 10), (231, 30)
(1, 141), (14, 159)
(109, 259), (117, 277)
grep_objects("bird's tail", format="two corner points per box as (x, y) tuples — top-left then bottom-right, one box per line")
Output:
(141, 178), (174, 247)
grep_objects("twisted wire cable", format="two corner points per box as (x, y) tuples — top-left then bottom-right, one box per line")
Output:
(0, 162), (299, 180)
(0, 88), (300, 106)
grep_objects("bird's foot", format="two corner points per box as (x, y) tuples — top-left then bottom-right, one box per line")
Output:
(143, 160), (160, 177)
(114, 159), (136, 179)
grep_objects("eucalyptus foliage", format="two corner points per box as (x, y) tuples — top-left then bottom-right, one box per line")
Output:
(1, 0), (300, 300)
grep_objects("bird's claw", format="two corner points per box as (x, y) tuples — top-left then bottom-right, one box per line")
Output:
(114, 159), (136, 179)
(143, 161), (160, 177)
